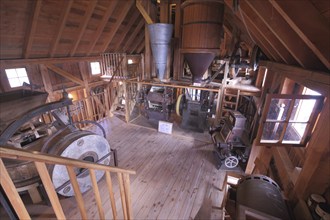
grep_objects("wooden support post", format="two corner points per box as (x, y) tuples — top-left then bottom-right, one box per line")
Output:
(34, 161), (66, 219)
(0, 159), (30, 220)
(215, 61), (229, 123)
(123, 173), (133, 220)
(123, 82), (130, 123)
(40, 64), (56, 102)
(117, 173), (128, 220)
(173, 0), (182, 81)
(105, 172), (117, 220)
(79, 62), (94, 120)
(144, 24), (152, 81)
(160, 0), (169, 23)
(104, 88), (111, 117)
(294, 98), (330, 200)
(89, 169), (105, 220)
(66, 166), (88, 219)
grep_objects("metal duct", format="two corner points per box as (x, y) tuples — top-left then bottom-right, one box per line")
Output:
(148, 23), (173, 81)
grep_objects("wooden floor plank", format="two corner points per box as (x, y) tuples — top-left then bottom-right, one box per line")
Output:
(58, 116), (228, 220)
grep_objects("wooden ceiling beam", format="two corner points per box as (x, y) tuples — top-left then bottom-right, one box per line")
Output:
(23, 0), (42, 59)
(86, 0), (119, 56)
(122, 20), (145, 52)
(101, 1), (134, 54)
(238, 9), (284, 62)
(0, 56), (100, 67)
(129, 31), (145, 54)
(70, 0), (98, 57)
(45, 64), (84, 86)
(114, 11), (140, 52)
(136, 0), (154, 24)
(244, 0), (326, 70)
(136, 39), (145, 54)
(49, 0), (74, 58)
(268, 0), (330, 70)
(223, 0), (298, 65)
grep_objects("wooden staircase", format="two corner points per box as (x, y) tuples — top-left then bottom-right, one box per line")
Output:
(0, 146), (136, 220)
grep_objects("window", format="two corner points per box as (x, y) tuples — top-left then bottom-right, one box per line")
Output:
(90, 62), (101, 75)
(5, 68), (30, 88)
(257, 92), (323, 146)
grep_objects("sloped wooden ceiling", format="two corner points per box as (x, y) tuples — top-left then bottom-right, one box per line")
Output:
(223, 0), (330, 72)
(0, 0), (329, 72)
(0, 0), (145, 59)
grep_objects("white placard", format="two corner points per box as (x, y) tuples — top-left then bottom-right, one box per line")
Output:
(158, 121), (173, 134)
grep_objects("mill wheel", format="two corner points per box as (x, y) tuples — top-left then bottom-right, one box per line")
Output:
(44, 129), (111, 196)
(224, 156), (239, 168)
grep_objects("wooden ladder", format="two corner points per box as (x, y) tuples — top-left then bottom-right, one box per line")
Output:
(221, 88), (240, 116)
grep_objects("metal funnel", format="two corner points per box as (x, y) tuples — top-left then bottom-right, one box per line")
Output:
(148, 23), (173, 81)
(184, 53), (215, 83)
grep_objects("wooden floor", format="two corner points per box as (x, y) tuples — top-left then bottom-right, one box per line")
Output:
(66, 116), (228, 219)
(2, 116), (233, 219)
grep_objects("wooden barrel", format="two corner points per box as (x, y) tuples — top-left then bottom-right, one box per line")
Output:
(181, 0), (225, 50)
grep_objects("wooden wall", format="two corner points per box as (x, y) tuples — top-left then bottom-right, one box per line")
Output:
(0, 57), (105, 97)
(246, 61), (330, 206)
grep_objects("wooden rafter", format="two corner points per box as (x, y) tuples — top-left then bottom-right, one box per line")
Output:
(39, 64), (56, 101)
(244, 0), (325, 69)
(136, 0), (154, 24)
(129, 31), (145, 54)
(114, 11), (140, 52)
(0, 56), (100, 67)
(23, 0), (42, 59)
(45, 64), (84, 86)
(49, 0), (74, 57)
(101, 1), (134, 53)
(224, 0), (292, 63)
(136, 39), (145, 54)
(268, 0), (330, 69)
(86, 0), (119, 56)
(122, 20), (145, 52)
(70, 0), (98, 57)
(238, 9), (284, 61)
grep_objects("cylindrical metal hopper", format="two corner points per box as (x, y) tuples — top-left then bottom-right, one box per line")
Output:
(181, 0), (225, 83)
(148, 23), (173, 82)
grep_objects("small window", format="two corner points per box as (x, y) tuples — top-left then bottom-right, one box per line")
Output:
(257, 92), (323, 147)
(5, 68), (30, 88)
(90, 62), (101, 75)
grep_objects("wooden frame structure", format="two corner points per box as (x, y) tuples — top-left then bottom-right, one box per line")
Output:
(0, 146), (136, 220)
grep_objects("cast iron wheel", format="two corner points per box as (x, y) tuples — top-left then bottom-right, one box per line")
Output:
(224, 156), (239, 168)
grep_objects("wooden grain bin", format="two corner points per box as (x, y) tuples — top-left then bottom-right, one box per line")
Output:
(181, 0), (224, 50)
(181, 0), (225, 83)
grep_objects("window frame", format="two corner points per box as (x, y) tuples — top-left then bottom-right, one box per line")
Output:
(256, 94), (324, 147)
(5, 67), (30, 88)
(90, 61), (101, 76)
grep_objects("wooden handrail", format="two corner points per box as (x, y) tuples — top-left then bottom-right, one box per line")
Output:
(0, 146), (136, 219)
(0, 146), (135, 175)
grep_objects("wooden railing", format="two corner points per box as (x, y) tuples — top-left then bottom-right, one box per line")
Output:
(0, 146), (136, 220)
